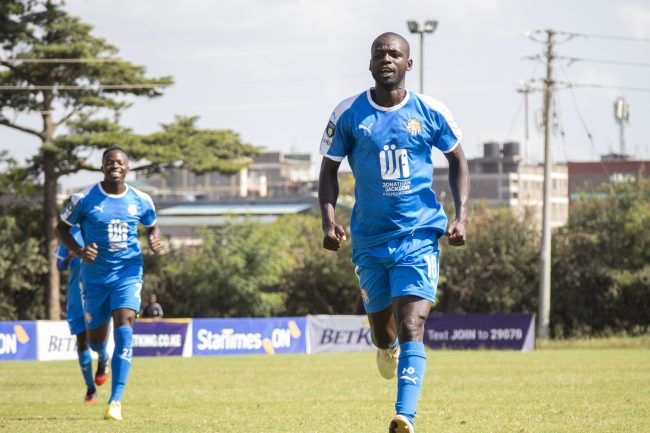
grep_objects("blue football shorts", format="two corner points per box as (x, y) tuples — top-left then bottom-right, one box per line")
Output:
(66, 281), (86, 335)
(81, 266), (143, 330)
(352, 229), (441, 314)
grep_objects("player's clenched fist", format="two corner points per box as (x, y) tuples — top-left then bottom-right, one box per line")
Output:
(148, 233), (162, 254)
(76, 242), (98, 263)
(322, 223), (346, 251)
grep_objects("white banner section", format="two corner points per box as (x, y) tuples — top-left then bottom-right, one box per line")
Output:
(307, 315), (374, 354)
(36, 321), (114, 361)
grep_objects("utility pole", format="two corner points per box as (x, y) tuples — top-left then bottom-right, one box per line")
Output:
(407, 20), (438, 94)
(539, 29), (555, 340)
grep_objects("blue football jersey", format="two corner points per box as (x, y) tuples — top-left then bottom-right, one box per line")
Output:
(320, 89), (462, 249)
(56, 225), (84, 294)
(60, 183), (157, 284)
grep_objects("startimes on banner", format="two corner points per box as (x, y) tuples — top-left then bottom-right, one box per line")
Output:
(193, 317), (307, 356)
(0, 321), (37, 361)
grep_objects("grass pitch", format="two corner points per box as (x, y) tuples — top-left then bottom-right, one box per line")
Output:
(0, 343), (648, 433)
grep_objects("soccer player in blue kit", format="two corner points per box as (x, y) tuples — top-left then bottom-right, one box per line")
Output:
(56, 224), (110, 403)
(319, 33), (470, 433)
(56, 147), (162, 421)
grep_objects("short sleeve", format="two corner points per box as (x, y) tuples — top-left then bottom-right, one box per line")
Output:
(418, 95), (462, 153)
(139, 195), (157, 227)
(60, 194), (86, 226)
(319, 94), (358, 162)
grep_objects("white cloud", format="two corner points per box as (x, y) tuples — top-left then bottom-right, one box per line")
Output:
(619, 3), (650, 38)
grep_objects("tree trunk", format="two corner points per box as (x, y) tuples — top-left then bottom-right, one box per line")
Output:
(42, 100), (60, 320)
(43, 159), (60, 320)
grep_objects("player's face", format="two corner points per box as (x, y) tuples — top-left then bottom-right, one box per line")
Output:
(369, 36), (412, 89)
(101, 150), (129, 183)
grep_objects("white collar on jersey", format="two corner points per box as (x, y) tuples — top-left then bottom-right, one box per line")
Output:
(366, 88), (410, 112)
(98, 182), (130, 198)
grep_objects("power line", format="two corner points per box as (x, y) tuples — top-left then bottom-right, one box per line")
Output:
(558, 82), (650, 93)
(0, 84), (170, 91)
(1, 58), (124, 63)
(559, 56), (650, 68)
(561, 31), (650, 43)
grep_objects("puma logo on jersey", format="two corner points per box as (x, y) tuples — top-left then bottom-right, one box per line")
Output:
(93, 204), (104, 213)
(358, 122), (373, 134)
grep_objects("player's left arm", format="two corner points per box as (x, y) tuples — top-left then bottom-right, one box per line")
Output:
(146, 225), (162, 254)
(444, 144), (470, 246)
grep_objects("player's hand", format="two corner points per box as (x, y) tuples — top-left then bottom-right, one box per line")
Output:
(322, 223), (346, 251)
(446, 219), (467, 247)
(148, 233), (162, 254)
(77, 243), (98, 263)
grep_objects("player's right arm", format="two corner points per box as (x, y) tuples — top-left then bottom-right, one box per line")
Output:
(319, 157), (346, 251)
(55, 222), (98, 263)
(56, 195), (97, 263)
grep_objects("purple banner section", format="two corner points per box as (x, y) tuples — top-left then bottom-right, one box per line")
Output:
(424, 313), (535, 351)
(0, 321), (37, 361)
(132, 321), (189, 357)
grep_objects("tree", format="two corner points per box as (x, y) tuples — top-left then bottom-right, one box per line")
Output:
(0, 151), (48, 320)
(0, 0), (171, 318)
(552, 173), (650, 336)
(0, 1), (258, 318)
(437, 205), (539, 314)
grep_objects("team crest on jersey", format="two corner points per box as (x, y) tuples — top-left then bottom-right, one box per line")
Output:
(326, 121), (336, 138)
(406, 118), (422, 136)
(127, 204), (137, 216)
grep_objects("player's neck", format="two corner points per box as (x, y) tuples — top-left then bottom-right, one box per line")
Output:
(371, 86), (407, 108)
(101, 180), (127, 195)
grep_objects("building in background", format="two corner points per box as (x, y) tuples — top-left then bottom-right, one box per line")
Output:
(136, 151), (314, 201)
(567, 156), (650, 202)
(433, 142), (569, 228)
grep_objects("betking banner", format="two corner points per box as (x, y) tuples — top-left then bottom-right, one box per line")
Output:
(133, 320), (191, 357)
(193, 317), (306, 356)
(307, 315), (374, 354)
(424, 313), (535, 351)
(0, 321), (37, 361)
(36, 321), (115, 361)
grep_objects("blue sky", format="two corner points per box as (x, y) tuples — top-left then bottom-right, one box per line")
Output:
(1, 0), (649, 189)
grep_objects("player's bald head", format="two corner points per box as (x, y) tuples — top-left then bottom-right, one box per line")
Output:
(371, 32), (410, 57)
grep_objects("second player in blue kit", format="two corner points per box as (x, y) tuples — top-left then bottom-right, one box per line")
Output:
(56, 147), (162, 421)
(319, 32), (470, 433)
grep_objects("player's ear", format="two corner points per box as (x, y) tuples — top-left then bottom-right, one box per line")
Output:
(406, 59), (413, 71)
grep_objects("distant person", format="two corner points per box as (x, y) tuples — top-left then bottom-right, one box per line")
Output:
(56, 224), (110, 404)
(56, 147), (161, 421)
(318, 32), (469, 433)
(141, 294), (164, 320)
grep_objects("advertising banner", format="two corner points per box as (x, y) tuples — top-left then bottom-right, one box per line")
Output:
(36, 321), (115, 361)
(0, 321), (37, 361)
(307, 315), (374, 354)
(133, 320), (190, 357)
(424, 313), (535, 351)
(193, 317), (306, 356)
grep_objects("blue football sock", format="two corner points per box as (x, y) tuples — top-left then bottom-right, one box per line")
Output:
(90, 341), (109, 363)
(109, 325), (133, 403)
(390, 338), (399, 350)
(78, 349), (95, 388)
(395, 341), (427, 426)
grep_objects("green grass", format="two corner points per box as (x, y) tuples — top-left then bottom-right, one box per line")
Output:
(1, 347), (648, 433)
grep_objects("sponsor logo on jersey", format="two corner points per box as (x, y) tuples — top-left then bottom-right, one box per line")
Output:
(380, 145), (412, 196)
(406, 118), (422, 135)
(380, 145), (410, 180)
(108, 219), (128, 251)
